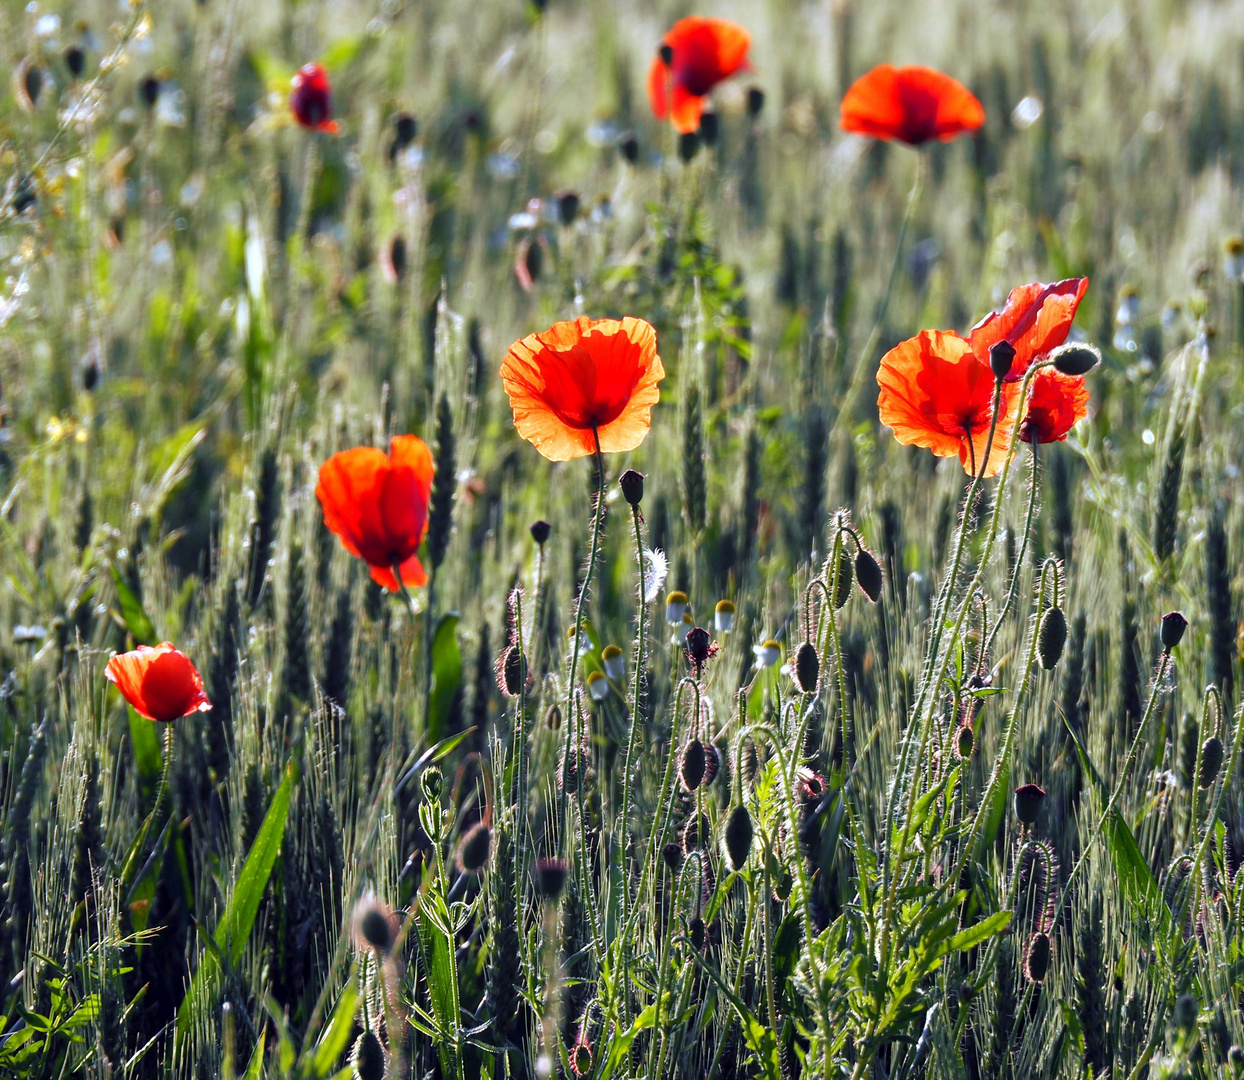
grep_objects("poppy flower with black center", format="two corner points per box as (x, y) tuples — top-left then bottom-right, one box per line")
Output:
(316, 435), (434, 591)
(1018, 369), (1089, 444)
(500, 316), (664, 461)
(840, 65), (984, 145)
(647, 17), (751, 135)
(877, 329), (1021, 477)
(968, 278), (1090, 382)
(290, 63), (339, 133)
(105, 642), (211, 723)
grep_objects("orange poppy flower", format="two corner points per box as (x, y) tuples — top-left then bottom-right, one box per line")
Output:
(877, 330), (1020, 477)
(316, 435), (434, 591)
(648, 17), (751, 135)
(290, 63), (339, 134)
(1019, 369), (1089, 444)
(106, 642), (211, 723)
(501, 316), (664, 461)
(840, 65), (984, 145)
(969, 278), (1090, 382)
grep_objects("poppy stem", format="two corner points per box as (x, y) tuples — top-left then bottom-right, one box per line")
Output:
(983, 435), (1040, 657)
(829, 151), (927, 443)
(150, 723), (175, 826)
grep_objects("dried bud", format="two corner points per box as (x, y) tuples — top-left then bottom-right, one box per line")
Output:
(1037, 606), (1067, 670)
(855, 547), (883, 602)
(1013, 783), (1046, 827)
(792, 642), (820, 694)
(351, 1030), (386, 1080)
(1161, 610), (1188, 651)
(455, 822), (492, 874)
(832, 552), (853, 609)
(1051, 342), (1101, 376)
(530, 519), (551, 545)
(1023, 931), (1051, 983)
(1199, 736), (1224, 789)
(680, 739), (707, 791)
(498, 644), (525, 698)
(989, 340), (1017, 382)
(723, 804), (753, 872)
(619, 468), (644, 505)
(532, 857), (568, 901)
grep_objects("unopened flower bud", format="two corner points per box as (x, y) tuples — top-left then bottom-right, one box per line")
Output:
(1051, 342), (1101, 377)
(680, 739), (707, 790)
(855, 548), (883, 603)
(723, 804), (753, 872)
(532, 857), (568, 901)
(689, 916), (705, 951)
(989, 340), (1017, 382)
(685, 626), (712, 669)
(455, 822), (492, 874)
(619, 469), (644, 506)
(1161, 611), (1188, 651)
(530, 519), (551, 545)
(351, 1030), (386, 1080)
(792, 642), (820, 694)
(832, 552), (853, 609)
(1024, 931), (1051, 983)
(1037, 606), (1067, 670)
(1199, 736), (1224, 788)
(1013, 783), (1046, 826)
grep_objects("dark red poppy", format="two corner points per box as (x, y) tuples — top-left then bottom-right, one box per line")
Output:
(648, 17), (751, 135)
(290, 63), (339, 133)
(840, 64), (984, 145)
(968, 278), (1090, 382)
(1018, 369), (1089, 444)
(106, 643), (211, 723)
(877, 330), (1020, 477)
(316, 435), (434, 591)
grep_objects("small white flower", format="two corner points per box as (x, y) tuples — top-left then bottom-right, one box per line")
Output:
(714, 599), (736, 634)
(665, 590), (689, 627)
(567, 626), (591, 657)
(587, 671), (610, 702)
(671, 611), (693, 646)
(753, 639), (781, 669)
(602, 645), (626, 681)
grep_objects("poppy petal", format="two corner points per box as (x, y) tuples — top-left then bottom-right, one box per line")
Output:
(969, 278), (1090, 380)
(877, 330), (977, 458)
(1019, 369), (1089, 444)
(841, 64), (983, 145)
(647, 56), (671, 121)
(669, 84), (707, 135)
(106, 642), (210, 722)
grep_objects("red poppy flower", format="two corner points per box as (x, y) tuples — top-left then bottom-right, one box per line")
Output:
(501, 316), (664, 461)
(106, 643), (211, 723)
(968, 278), (1089, 382)
(647, 17), (751, 135)
(290, 63), (339, 133)
(1018, 368), (1089, 444)
(316, 435), (434, 591)
(840, 64), (984, 145)
(877, 330), (1021, 477)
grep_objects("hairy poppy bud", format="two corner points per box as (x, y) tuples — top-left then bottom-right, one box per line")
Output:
(1161, 611), (1188, 651)
(532, 857), (568, 901)
(701, 742), (722, 787)
(498, 644), (525, 698)
(560, 746), (588, 793)
(662, 842), (683, 873)
(455, 822), (491, 874)
(11, 177), (36, 216)
(392, 112), (418, 150)
(1037, 606), (1067, 670)
(1199, 736), (1224, 788)
(698, 110), (719, 146)
(353, 894), (397, 955)
(352, 1030), (386, 1080)
(64, 45), (86, 79)
(530, 519), (551, 545)
(1173, 993), (1198, 1033)
(955, 723), (974, 761)
(680, 739), (706, 790)
(832, 552), (853, 609)
(659, 43), (675, 66)
(793, 642), (820, 694)
(602, 644), (625, 680)
(989, 340), (1017, 382)
(570, 1039), (593, 1077)
(681, 812), (710, 853)
(556, 191), (581, 226)
(139, 74), (161, 109)
(619, 468), (644, 505)
(689, 916), (705, 951)
(723, 804), (753, 872)
(686, 626), (712, 669)
(619, 132), (640, 163)
(1051, 342), (1101, 377)
(1013, 783), (1046, 826)
(1023, 931), (1051, 983)
(714, 599), (735, 633)
(855, 548), (883, 602)
(677, 130), (700, 162)
(746, 86), (765, 116)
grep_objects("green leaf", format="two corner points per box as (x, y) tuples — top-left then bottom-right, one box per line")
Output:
(414, 888), (462, 1080)
(948, 909), (1012, 951)
(319, 35), (368, 72)
(597, 1001), (660, 1080)
(304, 977), (360, 1078)
(126, 705), (163, 809)
(111, 565), (157, 645)
(243, 1026), (267, 1080)
(426, 613), (462, 745)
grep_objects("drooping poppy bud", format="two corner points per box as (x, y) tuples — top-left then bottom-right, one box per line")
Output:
(955, 723), (974, 761)
(64, 45), (86, 79)
(290, 62), (339, 133)
(1161, 611), (1188, 651)
(352, 894), (397, 955)
(677, 130), (701, 162)
(792, 642), (820, 694)
(619, 132), (640, 163)
(1051, 342), (1101, 377)
(555, 191), (581, 226)
(701, 742), (722, 787)
(455, 822), (492, 874)
(723, 804), (753, 872)
(619, 469), (645, 506)
(1199, 736), (1224, 788)
(855, 548), (883, 603)
(662, 842), (683, 872)
(530, 519), (551, 545)
(832, 551), (853, 609)
(685, 626), (712, 670)
(746, 86), (765, 116)
(1024, 931), (1051, 983)
(497, 644), (525, 698)
(1037, 606), (1067, 670)
(681, 812), (710, 853)
(532, 857), (568, 901)
(351, 1030), (386, 1080)
(1013, 783), (1046, 826)
(390, 111), (418, 156)
(689, 916), (706, 951)
(139, 74), (160, 109)
(680, 739), (707, 790)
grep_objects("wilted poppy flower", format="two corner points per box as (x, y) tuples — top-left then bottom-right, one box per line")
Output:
(877, 330), (1020, 477)
(840, 64), (984, 145)
(500, 316), (664, 461)
(105, 643), (211, 722)
(290, 63), (339, 133)
(1019, 369), (1089, 444)
(647, 17), (751, 135)
(316, 435), (434, 591)
(969, 278), (1090, 382)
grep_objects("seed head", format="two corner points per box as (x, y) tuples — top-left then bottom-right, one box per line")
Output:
(989, 340), (1017, 382)
(530, 519), (551, 545)
(662, 842), (683, 872)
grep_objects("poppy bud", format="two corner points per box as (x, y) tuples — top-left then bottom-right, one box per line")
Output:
(352, 1030), (386, 1080)
(677, 130), (701, 162)
(680, 739), (706, 790)
(1228, 1045), (1244, 1070)
(659, 43), (675, 66)
(702, 742), (722, 786)
(1199, 736), (1224, 788)
(602, 644), (625, 680)
(556, 191), (581, 226)
(619, 469), (644, 506)
(570, 1039), (593, 1077)
(353, 895), (397, 955)
(545, 703), (562, 730)
(22, 63), (44, 108)
(989, 340), (1017, 382)
(681, 812), (710, 853)
(955, 723), (974, 761)
(531, 856), (568, 901)
(587, 670), (609, 702)
(456, 822), (492, 874)
(685, 626), (712, 669)
(723, 804), (753, 872)
(392, 111), (418, 150)
(619, 132), (640, 163)
(855, 548), (883, 603)
(698, 110), (719, 146)
(139, 74), (161, 109)
(1037, 606), (1067, 670)
(290, 63), (336, 132)
(1013, 783), (1046, 826)
(665, 591), (689, 626)
(387, 235), (408, 282)
(560, 745), (589, 793)
(689, 916), (705, 951)
(12, 177), (36, 216)
(82, 351), (99, 392)
(746, 86), (765, 117)
(832, 552), (853, 609)
(1051, 342), (1101, 377)
(792, 642), (820, 694)
(1023, 931), (1051, 983)
(1173, 993), (1198, 1033)
(714, 599), (735, 633)
(523, 237), (544, 283)
(64, 45), (86, 79)
(662, 842), (683, 872)
(1161, 610), (1188, 651)
(530, 519), (551, 545)
(497, 644), (525, 698)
